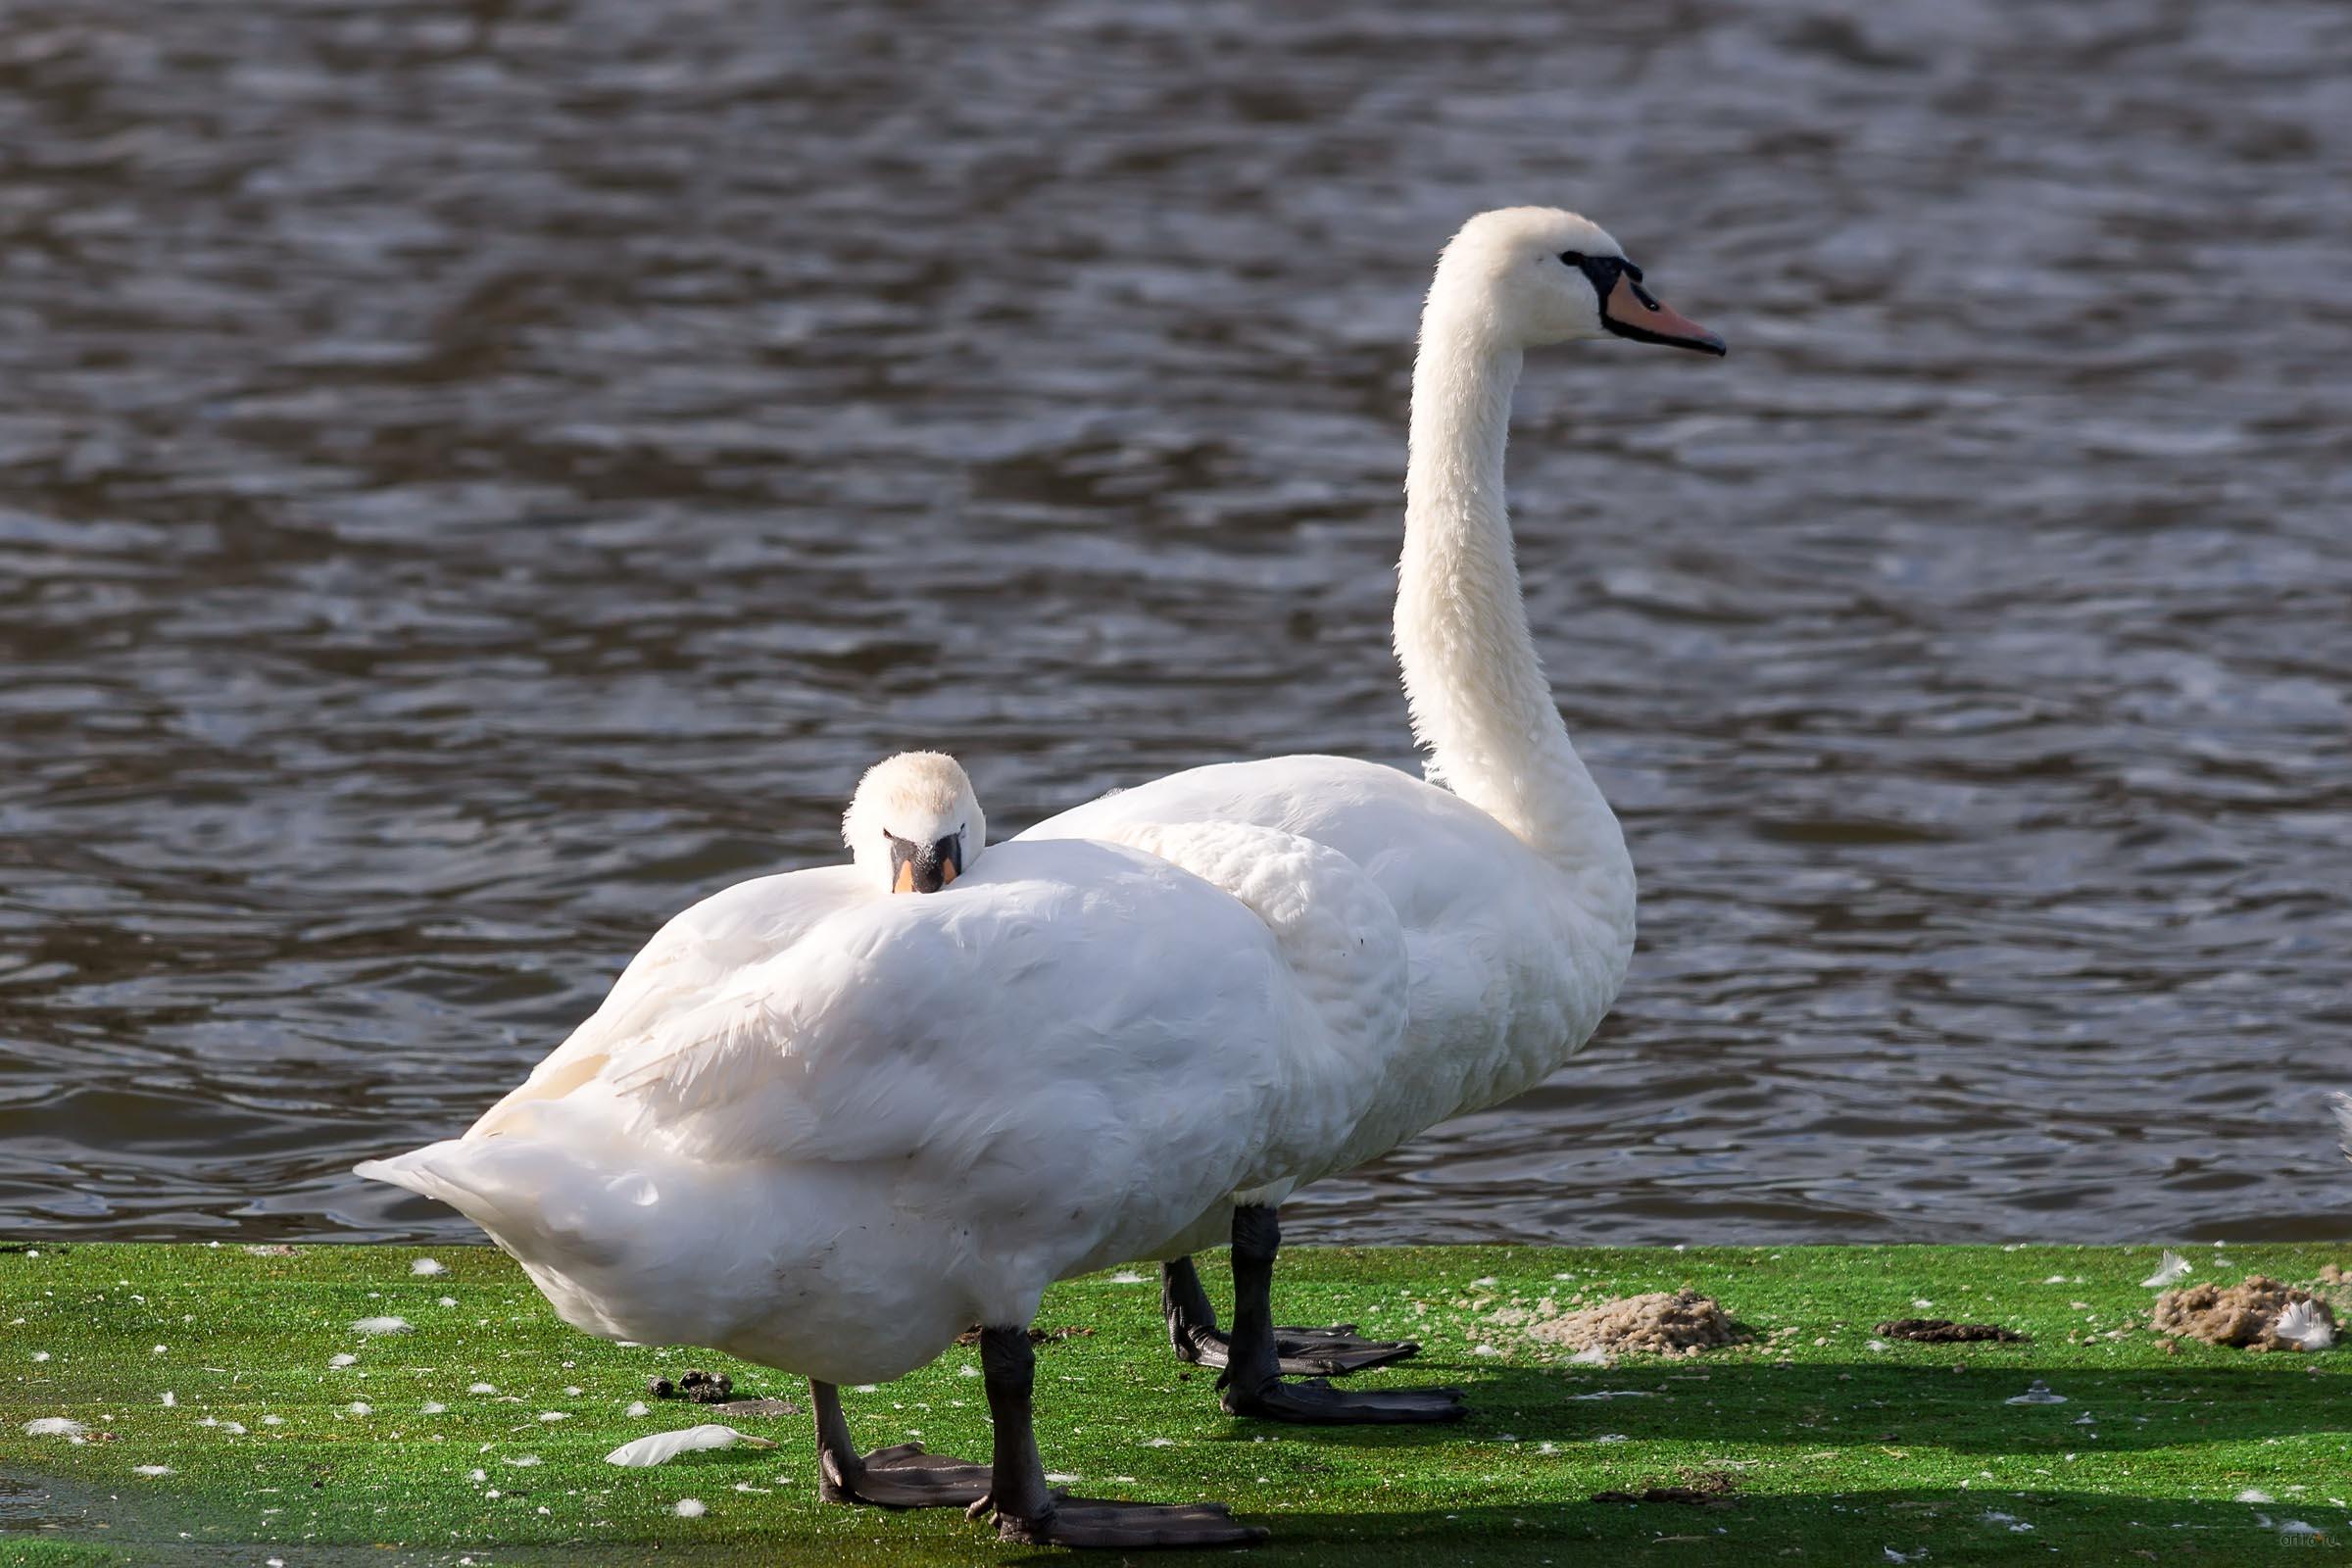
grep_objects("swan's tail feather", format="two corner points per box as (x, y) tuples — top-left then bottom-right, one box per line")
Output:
(357, 1131), (966, 1380)
(356, 1141), (624, 1271)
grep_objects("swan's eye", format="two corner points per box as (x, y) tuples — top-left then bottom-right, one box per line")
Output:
(1558, 251), (1585, 266)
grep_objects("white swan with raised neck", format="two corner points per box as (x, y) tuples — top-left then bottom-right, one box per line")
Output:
(1020, 207), (1724, 1404)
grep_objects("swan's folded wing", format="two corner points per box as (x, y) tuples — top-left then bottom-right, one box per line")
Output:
(593, 841), (1295, 1174)
(468, 865), (866, 1138)
(1095, 818), (1407, 1023)
(1089, 819), (1410, 1186)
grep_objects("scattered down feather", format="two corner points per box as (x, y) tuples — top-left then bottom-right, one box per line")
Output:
(2275, 1298), (2335, 1351)
(605, 1423), (779, 1467)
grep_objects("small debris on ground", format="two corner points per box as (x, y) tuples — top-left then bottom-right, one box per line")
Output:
(1876, 1318), (2030, 1344)
(1592, 1469), (1740, 1507)
(954, 1324), (1096, 1347)
(2151, 1277), (2338, 1351)
(1529, 1290), (1749, 1356)
(649, 1369), (743, 1403)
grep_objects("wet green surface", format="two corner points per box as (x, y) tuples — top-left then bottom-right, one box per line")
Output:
(4, 1243), (2347, 1564)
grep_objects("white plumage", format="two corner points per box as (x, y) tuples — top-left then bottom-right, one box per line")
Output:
(605, 1424), (778, 1468)
(361, 750), (1396, 1542)
(2274, 1298), (2335, 1352)
(360, 831), (1358, 1386)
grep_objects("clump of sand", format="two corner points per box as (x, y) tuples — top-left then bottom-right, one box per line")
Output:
(1529, 1289), (1748, 1357)
(2150, 1276), (2336, 1351)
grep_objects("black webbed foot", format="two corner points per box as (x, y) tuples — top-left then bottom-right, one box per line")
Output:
(812, 1380), (988, 1509)
(1164, 1256), (1419, 1375)
(1175, 1323), (1421, 1376)
(1208, 1207), (1468, 1423)
(819, 1440), (990, 1509)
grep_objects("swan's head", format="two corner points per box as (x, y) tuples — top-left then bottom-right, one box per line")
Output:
(843, 751), (986, 894)
(1431, 207), (1724, 357)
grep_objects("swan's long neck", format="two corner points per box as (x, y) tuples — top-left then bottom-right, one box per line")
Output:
(1395, 296), (1634, 935)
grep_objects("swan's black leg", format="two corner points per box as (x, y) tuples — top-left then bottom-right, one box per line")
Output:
(810, 1378), (988, 1508)
(1216, 1206), (1468, 1424)
(1162, 1255), (1227, 1364)
(970, 1324), (1266, 1548)
(1163, 1254), (1421, 1376)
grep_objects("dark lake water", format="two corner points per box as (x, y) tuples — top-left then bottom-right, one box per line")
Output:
(3, 0), (2348, 1248)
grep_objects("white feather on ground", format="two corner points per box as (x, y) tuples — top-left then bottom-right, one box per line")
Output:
(605, 1424), (779, 1467)
(2275, 1299), (2335, 1351)
(351, 1316), (413, 1335)
(2140, 1250), (2192, 1288)
(23, 1417), (86, 1438)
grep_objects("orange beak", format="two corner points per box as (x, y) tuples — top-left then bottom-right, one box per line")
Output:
(1601, 272), (1726, 357)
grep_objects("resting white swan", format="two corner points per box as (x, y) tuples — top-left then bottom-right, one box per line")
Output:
(358, 751), (1408, 1548)
(1021, 207), (1726, 1420)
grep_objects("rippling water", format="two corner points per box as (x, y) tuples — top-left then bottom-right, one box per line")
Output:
(3, 0), (2347, 1246)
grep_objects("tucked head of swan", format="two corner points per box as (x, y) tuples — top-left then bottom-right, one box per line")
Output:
(1435, 206), (1725, 357)
(843, 751), (986, 895)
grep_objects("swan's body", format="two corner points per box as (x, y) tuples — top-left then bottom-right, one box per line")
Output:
(359, 751), (1403, 1543)
(364, 835), (1311, 1384)
(1023, 208), (1722, 1404)
(1041, 752), (1626, 1188)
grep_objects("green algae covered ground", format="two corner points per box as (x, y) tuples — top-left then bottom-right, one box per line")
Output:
(4, 1243), (2348, 1566)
